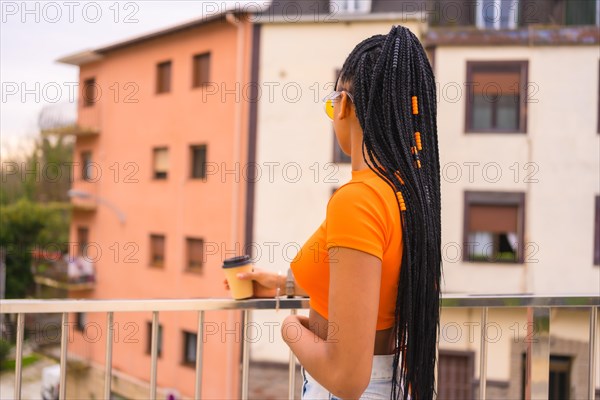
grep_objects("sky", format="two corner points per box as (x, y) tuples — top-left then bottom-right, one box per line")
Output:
(0, 0), (266, 158)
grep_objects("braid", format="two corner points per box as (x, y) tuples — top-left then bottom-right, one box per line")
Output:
(338, 25), (443, 400)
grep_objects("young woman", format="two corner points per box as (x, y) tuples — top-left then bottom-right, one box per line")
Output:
(226, 25), (442, 400)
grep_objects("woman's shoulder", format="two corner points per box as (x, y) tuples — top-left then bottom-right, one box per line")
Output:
(327, 176), (396, 219)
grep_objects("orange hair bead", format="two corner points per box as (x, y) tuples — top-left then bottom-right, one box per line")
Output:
(396, 191), (407, 211)
(394, 170), (405, 185)
(415, 131), (422, 151)
(411, 96), (418, 115)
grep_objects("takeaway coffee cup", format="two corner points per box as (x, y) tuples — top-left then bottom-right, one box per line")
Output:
(223, 255), (254, 300)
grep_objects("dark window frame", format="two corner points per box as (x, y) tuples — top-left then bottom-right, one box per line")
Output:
(146, 321), (163, 358)
(521, 353), (572, 399)
(182, 330), (197, 367)
(332, 68), (352, 164)
(465, 60), (529, 134)
(156, 60), (172, 94)
(77, 226), (89, 258)
(595, 195), (600, 265)
(190, 144), (208, 180)
(75, 312), (86, 332)
(152, 147), (169, 180)
(192, 52), (211, 88)
(83, 77), (97, 107)
(81, 151), (93, 181)
(185, 237), (204, 272)
(463, 191), (526, 264)
(149, 234), (165, 268)
(437, 349), (475, 399)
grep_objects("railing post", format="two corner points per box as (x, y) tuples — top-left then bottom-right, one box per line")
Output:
(104, 312), (114, 399)
(14, 313), (24, 400)
(588, 306), (598, 400)
(59, 312), (68, 400)
(479, 307), (488, 400)
(288, 309), (297, 400)
(194, 310), (205, 399)
(150, 311), (159, 399)
(525, 307), (550, 400)
(241, 309), (250, 400)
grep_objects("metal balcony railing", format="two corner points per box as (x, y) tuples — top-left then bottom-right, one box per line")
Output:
(1, 295), (598, 400)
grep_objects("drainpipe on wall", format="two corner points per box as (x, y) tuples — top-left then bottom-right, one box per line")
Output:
(226, 11), (246, 400)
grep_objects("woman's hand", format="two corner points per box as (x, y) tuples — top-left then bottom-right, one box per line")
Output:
(222, 266), (284, 298)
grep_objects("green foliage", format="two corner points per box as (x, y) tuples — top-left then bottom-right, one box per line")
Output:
(0, 135), (73, 205)
(1, 353), (40, 371)
(0, 339), (10, 369)
(0, 199), (71, 298)
(1, 118), (74, 298)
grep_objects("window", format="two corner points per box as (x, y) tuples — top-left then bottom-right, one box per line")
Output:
(81, 151), (93, 181)
(565, 0), (598, 25)
(182, 331), (197, 366)
(330, 0), (372, 13)
(436, 350), (474, 399)
(429, 0), (476, 26)
(77, 227), (89, 258)
(521, 354), (572, 399)
(156, 61), (172, 94)
(476, 0), (519, 29)
(595, 195), (600, 265)
(332, 68), (351, 163)
(517, 0), (599, 26)
(463, 191), (525, 263)
(153, 147), (169, 179)
(146, 322), (163, 357)
(83, 77), (97, 107)
(150, 234), (165, 267)
(75, 312), (86, 332)
(466, 61), (528, 133)
(190, 145), (207, 179)
(186, 238), (204, 271)
(548, 356), (571, 399)
(192, 53), (211, 88)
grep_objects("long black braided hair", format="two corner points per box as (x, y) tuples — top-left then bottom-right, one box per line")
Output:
(336, 25), (443, 400)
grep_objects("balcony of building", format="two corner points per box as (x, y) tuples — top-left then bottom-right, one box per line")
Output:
(40, 90), (101, 138)
(31, 249), (96, 294)
(423, 0), (600, 47)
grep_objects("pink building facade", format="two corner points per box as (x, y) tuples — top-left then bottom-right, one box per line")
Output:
(59, 13), (255, 399)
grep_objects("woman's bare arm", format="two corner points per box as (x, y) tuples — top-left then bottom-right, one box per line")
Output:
(282, 246), (381, 399)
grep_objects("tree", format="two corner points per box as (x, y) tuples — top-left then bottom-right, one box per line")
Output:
(1, 104), (75, 205)
(0, 199), (71, 298)
(0, 105), (74, 298)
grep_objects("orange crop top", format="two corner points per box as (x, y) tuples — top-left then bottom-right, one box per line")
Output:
(290, 167), (403, 330)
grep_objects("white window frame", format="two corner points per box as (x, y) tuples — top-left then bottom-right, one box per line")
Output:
(330, 0), (371, 14)
(476, 0), (519, 29)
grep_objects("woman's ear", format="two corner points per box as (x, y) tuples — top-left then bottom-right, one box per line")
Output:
(338, 92), (352, 120)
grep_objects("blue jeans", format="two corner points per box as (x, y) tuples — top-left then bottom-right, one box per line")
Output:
(300, 354), (411, 400)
